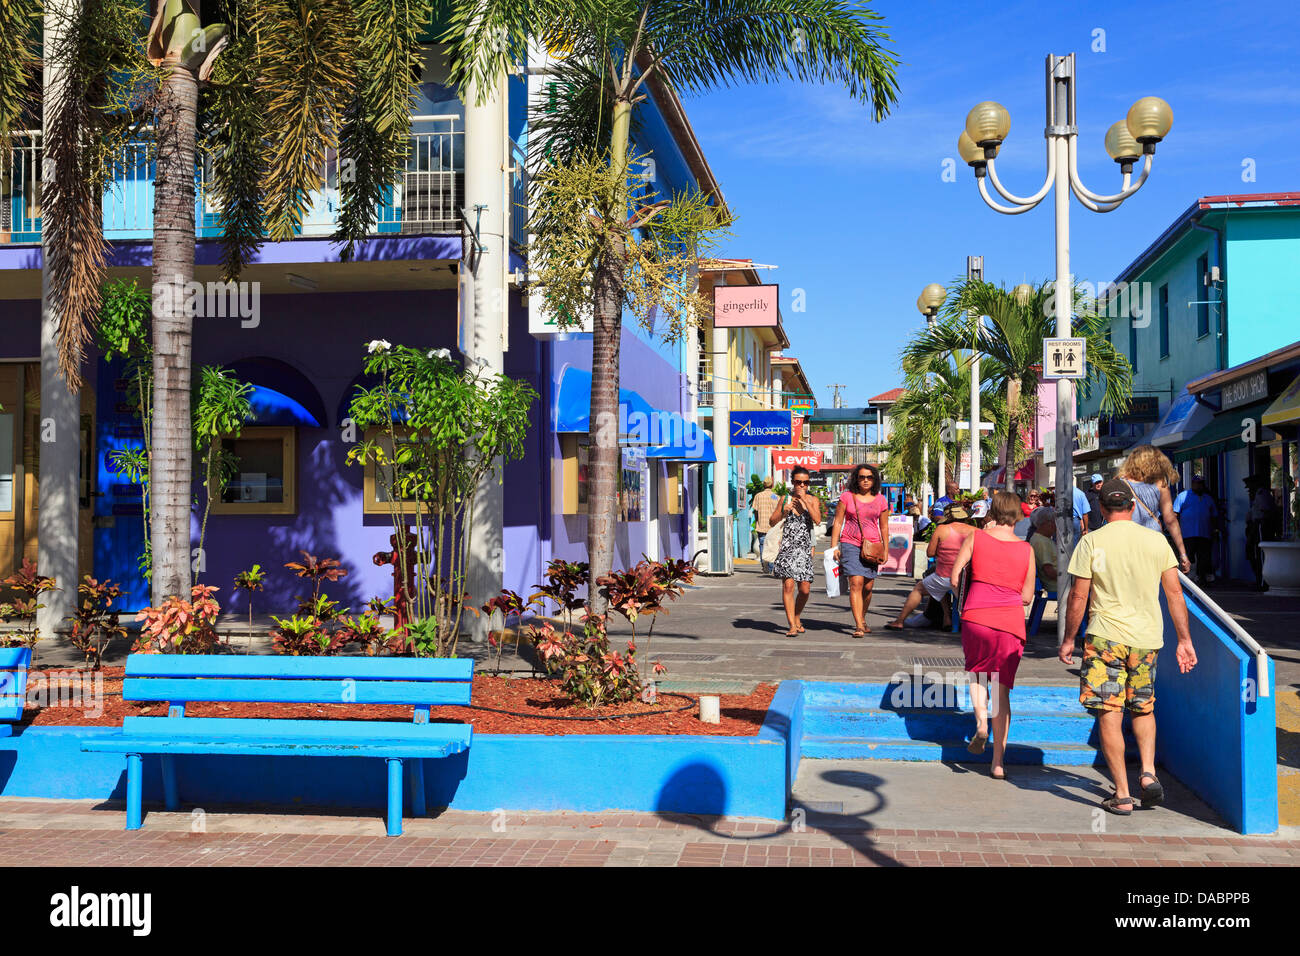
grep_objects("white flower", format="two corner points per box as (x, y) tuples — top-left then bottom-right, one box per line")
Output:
(428, 348), (452, 360)
(367, 339), (392, 353)
(475, 356), (489, 369)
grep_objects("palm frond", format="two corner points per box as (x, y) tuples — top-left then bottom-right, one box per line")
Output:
(254, 0), (360, 241)
(334, 0), (434, 256)
(0, 0), (41, 165)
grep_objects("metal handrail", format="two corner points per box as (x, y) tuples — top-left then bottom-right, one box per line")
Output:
(1176, 572), (1270, 698)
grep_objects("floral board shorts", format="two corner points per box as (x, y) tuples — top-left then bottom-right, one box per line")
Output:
(1079, 636), (1158, 715)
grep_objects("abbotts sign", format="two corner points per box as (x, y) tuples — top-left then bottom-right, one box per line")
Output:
(712, 283), (779, 328)
(730, 410), (792, 446)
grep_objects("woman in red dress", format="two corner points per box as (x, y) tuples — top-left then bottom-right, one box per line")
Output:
(948, 491), (1037, 778)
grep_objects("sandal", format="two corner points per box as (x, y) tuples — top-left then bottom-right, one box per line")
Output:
(796, 624), (806, 633)
(1101, 792), (1135, 815)
(851, 627), (866, 639)
(884, 622), (905, 631)
(784, 628), (799, 638)
(967, 729), (988, 755)
(991, 767), (1006, 780)
(1139, 771), (1165, 807)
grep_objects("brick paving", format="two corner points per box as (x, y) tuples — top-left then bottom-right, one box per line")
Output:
(1, 799), (1297, 867)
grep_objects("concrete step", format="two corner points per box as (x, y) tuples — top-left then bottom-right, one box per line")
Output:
(802, 708), (1099, 746)
(800, 735), (1105, 765)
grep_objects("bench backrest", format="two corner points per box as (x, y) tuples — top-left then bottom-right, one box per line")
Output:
(0, 648), (30, 723)
(122, 654), (473, 722)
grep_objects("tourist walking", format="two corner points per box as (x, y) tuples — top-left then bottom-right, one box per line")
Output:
(752, 476), (781, 576)
(829, 463), (890, 637)
(1117, 445), (1192, 574)
(1059, 478), (1196, 815)
(1173, 474), (1218, 586)
(948, 491), (1036, 778)
(771, 466), (822, 637)
(886, 504), (975, 631)
(1244, 474), (1278, 591)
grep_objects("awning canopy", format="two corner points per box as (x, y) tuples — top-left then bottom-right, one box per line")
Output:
(1150, 389), (1214, 448)
(553, 368), (714, 462)
(1262, 373), (1300, 431)
(1172, 400), (1275, 464)
(228, 358), (327, 428)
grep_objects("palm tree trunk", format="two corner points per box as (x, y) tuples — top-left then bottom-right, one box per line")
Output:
(150, 63), (198, 605)
(1002, 379), (1021, 492)
(586, 99), (634, 614)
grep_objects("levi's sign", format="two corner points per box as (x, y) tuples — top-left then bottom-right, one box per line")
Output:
(773, 449), (823, 469)
(730, 410), (792, 446)
(713, 283), (779, 328)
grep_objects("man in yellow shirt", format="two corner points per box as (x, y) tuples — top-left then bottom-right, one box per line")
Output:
(1059, 479), (1197, 816)
(752, 476), (781, 576)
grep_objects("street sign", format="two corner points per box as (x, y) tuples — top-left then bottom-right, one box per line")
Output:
(1043, 337), (1086, 379)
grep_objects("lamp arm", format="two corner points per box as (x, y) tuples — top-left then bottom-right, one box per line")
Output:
(978, 175), (1043, 215)
(1068, 137), (1153, 204)
(985, 139), (1056, 205)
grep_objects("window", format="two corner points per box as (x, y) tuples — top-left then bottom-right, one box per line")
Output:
(362, 427), (421, 515)
(1129, 317), (1139, 374)
(1197, 254), (1210, 337)
(1158, 284), (1169, 358)
(557, 434), (589, 515)
(211, 426), (296, 515)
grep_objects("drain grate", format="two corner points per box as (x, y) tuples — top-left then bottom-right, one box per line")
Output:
(655, 680), (755, 694)
(652, 653), (720, 662)
(910, 657), (966, 668)
(764, 649), (846, 659)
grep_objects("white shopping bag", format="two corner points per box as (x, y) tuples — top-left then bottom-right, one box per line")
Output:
(823, 550), (841, 598)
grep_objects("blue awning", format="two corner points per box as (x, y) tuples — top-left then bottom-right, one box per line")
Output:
(1150, 388), (1215, 448)
(554, 367), (712, 461)
(247, 385), (322, 427)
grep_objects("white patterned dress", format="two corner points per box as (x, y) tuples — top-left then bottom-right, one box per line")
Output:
(772, 508), (815, 583)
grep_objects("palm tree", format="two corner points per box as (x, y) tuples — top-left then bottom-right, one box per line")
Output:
(445, 0), (900, 609)
(885, 359), (1004, 498)
(902, 278), (1133, 492)
(24, 0), (437, 605)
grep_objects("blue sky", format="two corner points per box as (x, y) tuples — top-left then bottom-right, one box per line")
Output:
(679, 0), (1300, 408)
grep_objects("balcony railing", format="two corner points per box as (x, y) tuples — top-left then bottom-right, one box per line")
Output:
(0, 117), (538, 248)
(825, 443), (887, 465)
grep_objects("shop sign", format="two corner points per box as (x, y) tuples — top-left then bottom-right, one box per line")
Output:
(1222, 370), (1268, 411)
(713, 283), (779, 328)
(772, 449), (823, 470)
(730, 410), (792, 446)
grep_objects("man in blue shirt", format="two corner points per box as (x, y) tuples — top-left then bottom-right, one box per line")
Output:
(1072, 483), (1091, 538)
(1174, 475), (1218, 586)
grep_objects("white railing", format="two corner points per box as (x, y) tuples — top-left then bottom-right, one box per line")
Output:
(509, 136), (527, 249)
(5, 116), (467, 244)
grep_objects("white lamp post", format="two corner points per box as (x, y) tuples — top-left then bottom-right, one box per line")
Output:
(959, 53), (1171, 645)
(917, 285), (945, 508)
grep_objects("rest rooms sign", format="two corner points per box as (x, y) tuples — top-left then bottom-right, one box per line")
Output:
(713, 283), (779, 328)
(730, 410), (792, 446)
(1043, 337), (1086, 379)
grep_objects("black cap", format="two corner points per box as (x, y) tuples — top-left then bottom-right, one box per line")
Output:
(1099, 477), (1134, 508)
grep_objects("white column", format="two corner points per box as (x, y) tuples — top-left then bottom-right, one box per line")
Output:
(969, 353), (981, 490)
(37, 2), (80, 640)
(462, 63), (507, 640)
(685, 301), (700, 561)
(711, 323), (730, 559)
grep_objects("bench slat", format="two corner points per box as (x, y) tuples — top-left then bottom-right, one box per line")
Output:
(123, 653), (473, 681)
(122, 677), (472, 707)
(115, 715), (473, 741)
(82, 736), (469, 759)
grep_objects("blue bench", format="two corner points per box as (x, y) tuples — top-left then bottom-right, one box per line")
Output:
(81, 654), (473, 836)
(1027, 578), (1056, 635)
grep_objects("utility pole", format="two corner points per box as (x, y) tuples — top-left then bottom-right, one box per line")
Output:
(967, 255), (983, 492)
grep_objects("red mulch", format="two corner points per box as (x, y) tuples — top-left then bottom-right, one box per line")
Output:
(21, 667), (777, 736)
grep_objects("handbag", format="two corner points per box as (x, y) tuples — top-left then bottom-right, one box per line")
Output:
(851, 495), (887, 564)
(761, 496), (787, 563)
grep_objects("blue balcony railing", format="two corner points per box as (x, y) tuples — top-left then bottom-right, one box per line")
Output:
(1, 116), (509, 248)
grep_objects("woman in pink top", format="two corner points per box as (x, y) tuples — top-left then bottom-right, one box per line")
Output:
(885, 504), (975, 630)
(829, 463), (891, 637)
(948, 491), (1036, 779)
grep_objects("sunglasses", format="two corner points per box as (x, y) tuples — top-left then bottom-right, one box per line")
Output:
(857, 474), (874, 483)
(794, 480), (810, 486)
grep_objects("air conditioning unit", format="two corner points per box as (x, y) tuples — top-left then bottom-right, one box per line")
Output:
(706, 514), (732, 575)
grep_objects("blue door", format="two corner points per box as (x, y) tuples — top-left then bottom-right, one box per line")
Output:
(94, 358), (149, 610)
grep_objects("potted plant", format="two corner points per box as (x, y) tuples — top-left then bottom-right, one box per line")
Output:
(1, 559), (59, 721)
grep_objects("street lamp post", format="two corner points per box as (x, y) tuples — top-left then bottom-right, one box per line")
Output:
(958, 52), (1171, 646)
(917, 284), (945, 509)
(966, 256), (983, 493)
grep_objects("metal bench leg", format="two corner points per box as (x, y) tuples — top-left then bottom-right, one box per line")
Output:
(386, 758), (403, 837)
(126, 754), (143, 831)
(408, 758), (427, 818)
(161, 755), (180, 811)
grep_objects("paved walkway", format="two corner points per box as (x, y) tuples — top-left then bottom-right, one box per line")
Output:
(1, 794), (1296, 867)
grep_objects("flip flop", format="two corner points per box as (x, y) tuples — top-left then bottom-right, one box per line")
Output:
(784, 628), (799, 638)
(796, 625), (806, 633)
(991, 767), (1006, 780)
(967, 729), (988, 755)
(884, 622), (905, 631)
(851, 627), (866, 639)
(1139, 771), (1165, 807)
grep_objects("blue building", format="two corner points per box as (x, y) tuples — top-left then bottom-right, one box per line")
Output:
(0, 30), (723, 620)
(1079, 192), (1300, 583)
